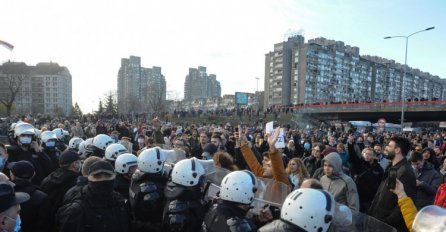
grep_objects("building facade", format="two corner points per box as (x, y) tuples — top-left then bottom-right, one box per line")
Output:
(184, 66), (221, 101)
(264, 35), (446, 107)
(117, 56), (166, 113)
(0, 61), (72, 116)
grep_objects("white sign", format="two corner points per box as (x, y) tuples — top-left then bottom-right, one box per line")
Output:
(265, 121), (285, 149)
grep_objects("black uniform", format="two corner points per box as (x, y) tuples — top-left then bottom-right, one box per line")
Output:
(201, 200), (256, 232)
(114, 174), (131, 200)
(42, 147), (61, 172)
(6, 145), (53, 186)
(129, 170), (168, 224)
(163, 182), (207, 232)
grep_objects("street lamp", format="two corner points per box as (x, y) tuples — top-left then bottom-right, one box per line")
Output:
(384, 26), (434, 131)
(255, 77), (260, 111)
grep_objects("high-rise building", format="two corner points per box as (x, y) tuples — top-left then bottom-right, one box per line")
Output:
(264, 36), (446, 107)
(117, 56), (166, 113)
(0, 61), (72, 116)
(184, 66), (221, 101)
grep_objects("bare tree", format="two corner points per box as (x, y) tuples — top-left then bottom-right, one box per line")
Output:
(0, 74), (24, 116)
(146, 89), (166, 118)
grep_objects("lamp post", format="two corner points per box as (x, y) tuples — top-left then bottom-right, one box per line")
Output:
(384, 26), (434, 131)
(255, 77), (260, 111)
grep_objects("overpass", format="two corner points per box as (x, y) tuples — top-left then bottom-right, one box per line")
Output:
(290, 100), (446, 123)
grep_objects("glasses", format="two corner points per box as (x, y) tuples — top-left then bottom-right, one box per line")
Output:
(312, 149), (320, 152)
(174, 143), (184, 147)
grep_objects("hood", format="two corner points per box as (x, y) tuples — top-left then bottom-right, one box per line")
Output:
(323, 152), (342, 175)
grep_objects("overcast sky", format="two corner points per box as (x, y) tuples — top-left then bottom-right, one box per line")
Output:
(1, 0), (445, 113)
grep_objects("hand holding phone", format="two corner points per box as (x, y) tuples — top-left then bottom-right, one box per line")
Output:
(388, 170), (397, 190)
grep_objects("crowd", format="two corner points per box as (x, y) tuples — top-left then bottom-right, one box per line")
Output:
(0, 114), (446, 232)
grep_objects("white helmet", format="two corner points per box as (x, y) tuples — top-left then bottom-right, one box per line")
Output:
(281, 188), (335, 232)
(40, 131), (58, 143)
(105, 143), (128, 161)
(115, 153), (138, 174)
(137, 147), (166, 173)
(83, 138), (94, 152)
(92, 134), (114, 150)
(14, 123), (35, 137)
(219, 170), (257, 205)
(78, 141), (88, 154)
(171, 158), (205, 187)
(52, 128), (64, 139)
(69, 137), (84, 150)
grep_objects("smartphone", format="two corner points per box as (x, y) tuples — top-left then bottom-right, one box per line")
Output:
(388, 170), (397, 190)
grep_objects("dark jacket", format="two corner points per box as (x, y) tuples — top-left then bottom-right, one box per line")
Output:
(414, 162), (441, 209)
(63, 176), (88, 205)
(56, 185), (130, 232)
(41, 168), (80, 232)
(303, 155), (323, 178)
(201, 200), (256, 232)
(114, 174), (131, 200)
(368, 158), (417, 232)
(13, 178), (50, 232)
(6, 145), (53, 186)
(348, 142), (384, 212)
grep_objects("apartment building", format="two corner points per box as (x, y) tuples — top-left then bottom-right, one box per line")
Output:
(184, 66), (221, 101)
(117, 56), (166, 113)
(0, 61), (72, 116)
(264, 35), (445, 107)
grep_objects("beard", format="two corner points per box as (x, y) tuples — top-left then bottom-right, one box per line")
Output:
(385, 151), (396, 161)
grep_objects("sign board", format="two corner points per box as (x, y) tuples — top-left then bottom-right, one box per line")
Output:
(265, 121), (285, 149)
(235, 92), (248, 105)
(440, 122), (446, 128)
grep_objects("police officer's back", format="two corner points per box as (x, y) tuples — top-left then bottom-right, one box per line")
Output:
(202, 170), (258, 232)
(163, 158), (208, 232)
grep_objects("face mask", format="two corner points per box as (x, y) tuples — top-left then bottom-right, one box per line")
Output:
(412, 165), (418, 172)
(0, 157), (4, 170)
(45, 141), (56, 148)
(12, 215), (21, 232)
(19, 137), (32, 145)
(138, 139), (144, 144)
(88, 180), (114, 196)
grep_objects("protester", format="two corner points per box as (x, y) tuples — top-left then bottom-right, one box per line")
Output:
(368, 137), (417, 232)
(320, 152), (360, 211)
(8, 161), (49, 232)
(57, 160), (130, 232)
(409, 151), (441, 209)
(40, 150), (81, 232)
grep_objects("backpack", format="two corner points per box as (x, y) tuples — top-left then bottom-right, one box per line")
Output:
(434, 183), (446, 208)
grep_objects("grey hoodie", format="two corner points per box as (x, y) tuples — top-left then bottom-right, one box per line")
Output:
(320, 152), (360, 211)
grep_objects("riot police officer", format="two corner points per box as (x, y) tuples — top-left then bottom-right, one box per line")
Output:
(202, 170), (258, 232)
(129, 147), (169, 230)
(163, 158), (208, 232)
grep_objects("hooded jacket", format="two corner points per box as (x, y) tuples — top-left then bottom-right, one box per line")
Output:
(320, 152), (360, 212)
